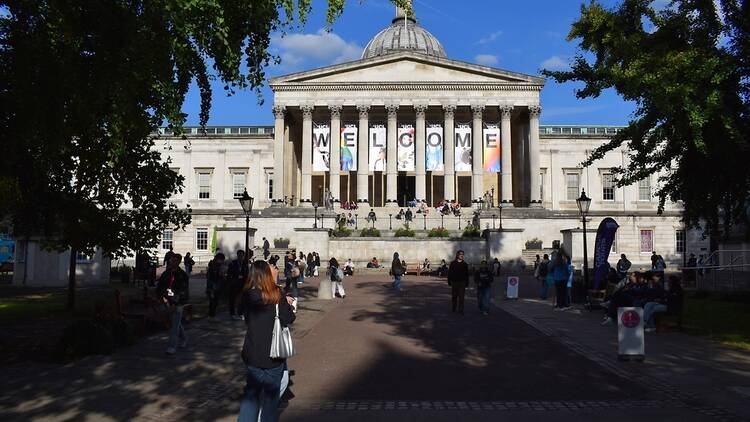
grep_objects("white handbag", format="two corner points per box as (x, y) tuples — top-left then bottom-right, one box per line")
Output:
(270, 303), (294, 359)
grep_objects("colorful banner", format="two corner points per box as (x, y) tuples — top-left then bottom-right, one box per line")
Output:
(483, 124), (501, 173)
(455, 123), (472, 171)
(369, 124), (387, 171)
(312, 123), (330, 171)
(426, 124), (444, 171)
(397, 125), (415, 171)
(593, 217), (620, 289)
(340, 124), (357, 172)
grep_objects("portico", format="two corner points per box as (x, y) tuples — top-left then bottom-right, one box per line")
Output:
(269, 6), (545, 209)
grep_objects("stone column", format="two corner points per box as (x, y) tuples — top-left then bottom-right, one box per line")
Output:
(356, 104), (370, 205)
(414, 104), (427, 202)
(443, 105), (456, 201)
(272, 105), (286, 204)
(471, 105), (485, 202)
(500, 105), (514, 207)
(528, 105), (542, 206)
(328, 105), (342, 203)
(300, 105), (314, 206)
(386, 104), (399, 206)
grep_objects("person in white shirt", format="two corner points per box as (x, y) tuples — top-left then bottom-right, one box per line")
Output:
(344, 258), (355, 276)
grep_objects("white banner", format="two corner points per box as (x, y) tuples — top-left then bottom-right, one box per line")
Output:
(312, 123), (330, 171)
(425, 124), (444, 171)
(340, 124), (357, 172)
(397, 125), (415, 171)
(455, 123), (472, 171)
(369, 124), (387, 171)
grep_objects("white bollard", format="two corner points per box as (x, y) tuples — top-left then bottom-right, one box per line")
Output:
(617, 307), (645, 361)
(318, 279), (333, 300)
(506, 276), (519, 299)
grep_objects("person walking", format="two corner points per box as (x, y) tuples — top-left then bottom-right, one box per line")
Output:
(551, 252), (571, 310)
(157, 253), (189, 355)
(474, 260), (494, 315)
(616, 254), (631, 281)
(390, 252), (404, 291)
(328, 257), (346, 298)
(262, 237), (270, 260)
(227, 250), (249, 320)
(237, 260), (296, 422)
(447, 250), (470, 314)
(538, 253), (550, 299)
(163, 247), (174, 267)
(206, 252), (226, 320)
(184, 252), (195, 276)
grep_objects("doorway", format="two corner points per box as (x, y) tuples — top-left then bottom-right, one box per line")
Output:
(397, 173), (415, 207)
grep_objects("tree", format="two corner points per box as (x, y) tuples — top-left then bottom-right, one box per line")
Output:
(543, 0), (750, 240)
(0, 0), (410, 309)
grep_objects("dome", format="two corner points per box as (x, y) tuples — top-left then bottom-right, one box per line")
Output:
(361, 11), (446, 59)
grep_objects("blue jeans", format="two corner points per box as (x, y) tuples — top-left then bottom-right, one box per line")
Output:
(391, 275), (402, 290)
(540, 281), (549, 300)
(477, 286), (491, 313)
(644, 302), (667, 328)
(238, 364), (284, 422)
(167, 305), (186, 349)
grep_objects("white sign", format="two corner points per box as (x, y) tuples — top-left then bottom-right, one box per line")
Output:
(506, 276), (519, 299)
(426, 124), (444, 171)
(369, 124), (387, 171)
(312, 124), (330, 171)
(397, 125), (415, 171)
(340, 124), (357, 172)
(455, 124), (472, 171)
(617, 307), (645, 360)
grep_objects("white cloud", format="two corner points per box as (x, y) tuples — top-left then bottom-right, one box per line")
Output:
(651, 0), (672, 10)
(540, 55), (569, 71)
(477, 30), (503, 45)
(474, 54), (499, 66)
(272, 29), (364, 69)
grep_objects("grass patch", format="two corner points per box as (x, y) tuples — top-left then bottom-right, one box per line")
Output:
(0, 293), (67, 323)
(683, 293), (750, 350)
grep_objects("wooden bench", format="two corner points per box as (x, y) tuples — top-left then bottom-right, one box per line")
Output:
(404, 265), (423, 276)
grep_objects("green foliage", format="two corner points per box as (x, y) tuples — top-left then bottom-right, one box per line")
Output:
(331, 227), (352, 238)
(394, 227), (415, 237)
(427, 227), (450, 238)
(525, 238), (543, 249)
(542, 0), (750, 237)
(360, 227), (381, 237)
(462, 226), (481, 238)
(273, 238), (290, 248)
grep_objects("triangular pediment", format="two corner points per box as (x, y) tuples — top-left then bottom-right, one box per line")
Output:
(269, 52), (544, 87)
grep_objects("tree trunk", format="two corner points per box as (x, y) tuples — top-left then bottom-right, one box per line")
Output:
(67, 248), (77, 311)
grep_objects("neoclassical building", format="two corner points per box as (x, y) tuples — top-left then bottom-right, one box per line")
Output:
(152, 3), (707, 268)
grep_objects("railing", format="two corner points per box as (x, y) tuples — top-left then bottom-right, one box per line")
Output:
(679, 261), (750, 292)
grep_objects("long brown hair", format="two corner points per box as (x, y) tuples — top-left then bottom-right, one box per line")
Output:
(243, 260), (281, 305)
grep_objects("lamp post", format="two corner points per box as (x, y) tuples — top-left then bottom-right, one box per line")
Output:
(313, 202), (319, 228)
(423, 213), (427, 230)
(389, 213), (393, 230)
(239, 189), (254, 261)
(492, 214), (497, 230)
(576, 189), (592, 288)
(354, 213), (358, 230)
(441, 212), (444, 229)
(458, 211), (462, 230)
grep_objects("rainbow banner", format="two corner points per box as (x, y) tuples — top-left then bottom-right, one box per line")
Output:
(483, 124), (501, 173)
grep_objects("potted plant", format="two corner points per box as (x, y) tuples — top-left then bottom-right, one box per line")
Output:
(330, 227), (352, 238)
(360, 227), (381, 237)
(394, 227), (416, 237)
(274, 237), (290, 248)
(427, 227), (450, 238)
(525, 238), (543, 249)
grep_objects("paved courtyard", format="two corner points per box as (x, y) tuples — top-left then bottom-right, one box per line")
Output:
(1, 273), (749, 421)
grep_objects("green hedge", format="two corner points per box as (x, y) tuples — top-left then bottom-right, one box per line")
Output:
(360, 227), (381, 237)
(427, 227), (450, 238)
(331, 227), (352, 238)
(461, 226), (481, 238)
(394, 227), (416, 237)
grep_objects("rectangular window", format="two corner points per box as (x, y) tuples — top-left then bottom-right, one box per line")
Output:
(232, 172), (247, 199)
(602, 173), (615, 201)
(566, 173), (580, 200)
(640, 229), (654, 253)
(196, 228), (209, 251)
(267, 171), (274, 200)
(540, 170), (545, 202)
(161, 229), (173, 250)
(198, 172), (211, 199)
(638, 178), (651, 201)
(676, 229), (686, 253)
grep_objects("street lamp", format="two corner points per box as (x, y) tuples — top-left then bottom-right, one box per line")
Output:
(457, 211), (462, 230)
(576, 189), (592, 288)
(389, 213), (393, 230)
(238, 189), (254, 261)
(441, 212), (444, 229)
(354, 213), (358, 230)
(423, 213), (427, 230)
(313, 202), (319, 228)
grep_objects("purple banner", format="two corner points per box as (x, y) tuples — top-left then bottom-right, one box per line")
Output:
(593, 217), (619, 289)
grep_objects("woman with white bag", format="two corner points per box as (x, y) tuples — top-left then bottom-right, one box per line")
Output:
(238, 260), (296, 422)
(328, 257), (346, 298)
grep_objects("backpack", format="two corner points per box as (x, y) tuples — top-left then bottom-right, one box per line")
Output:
(336, 267), (344, 281)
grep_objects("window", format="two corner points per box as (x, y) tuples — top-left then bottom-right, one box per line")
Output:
(565, 172), (580, 200)
(640, 229), (654, 253)
(196, 228), (209, 251)
(676, 229), (686, 253)
(76, 251), (93, 262)
(638, 178), (651, 201)
(602, 173), (615, 201)
(198, 172), (211, 199)
(161, 229), (173, 250)
(232, 172), (247, 199)
(540, 170), (546, 202)
(266, 170), (274, 200)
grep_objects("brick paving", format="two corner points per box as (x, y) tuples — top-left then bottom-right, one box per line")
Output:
(0, 272), (748, 421)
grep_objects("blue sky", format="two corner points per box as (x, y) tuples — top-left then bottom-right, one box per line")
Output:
(181, 0), (637, 126)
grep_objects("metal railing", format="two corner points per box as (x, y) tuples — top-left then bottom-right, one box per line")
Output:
(679, 261), (750, 292)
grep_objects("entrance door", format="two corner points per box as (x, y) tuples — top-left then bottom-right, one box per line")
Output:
(457, 176), (472, 206)
(397, 173), (415, 207)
